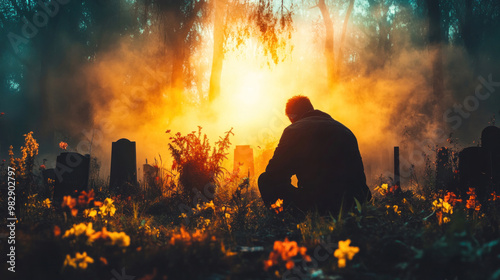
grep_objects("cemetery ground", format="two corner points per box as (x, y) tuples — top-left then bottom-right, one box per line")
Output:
(2, 131), (500, 280)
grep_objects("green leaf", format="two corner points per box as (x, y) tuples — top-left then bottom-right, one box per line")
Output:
(354, 197), (362, 214)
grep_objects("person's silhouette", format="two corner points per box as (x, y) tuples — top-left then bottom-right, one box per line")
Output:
(258, 95), (371, 214)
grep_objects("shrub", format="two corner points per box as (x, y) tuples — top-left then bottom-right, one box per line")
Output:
(167, 126), (233, 199)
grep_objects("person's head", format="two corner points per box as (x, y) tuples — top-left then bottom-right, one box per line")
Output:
(285, 95), (314, 123)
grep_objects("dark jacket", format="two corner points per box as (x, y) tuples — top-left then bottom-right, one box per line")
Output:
(260, 109), (371, 213)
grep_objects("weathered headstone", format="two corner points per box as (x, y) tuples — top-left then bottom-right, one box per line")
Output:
(109, 138), (137, 193)
(143, 163), (159, 188)
(233, 145), (255, 178)
(53, 153), (90, 202)
(458, 147), (491, 199)
(481, 126), (500, 191)
(435, 147), (454, 192)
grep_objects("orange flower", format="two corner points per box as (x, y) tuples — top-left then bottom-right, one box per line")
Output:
(59, 141), (68, 150)
(444, 192), (462, 206)
(54, 225), (61, 237)
(466, 188), (481, 211)
(77, 190), (97, 208)
(489, 191), (500, 201)
(263, 238), (310, 271)
(169, 226), (208, 246)
(62, 195), (76, 208)
(271, 199), (284, 214)
(99, 257), (108, 266)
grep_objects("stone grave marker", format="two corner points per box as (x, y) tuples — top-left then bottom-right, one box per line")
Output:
(458, 147), (491, 200)
(481, 126), (500, 191)
(109, 138), (137, 194)
(233, 145), (255, 178)
(53, 152), (90, 202)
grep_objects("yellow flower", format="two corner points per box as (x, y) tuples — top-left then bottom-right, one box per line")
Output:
(63, 223), (95, 238)
(84, 209), (98, 219)
(442, 201), (453, 214)
(108, 231), (131, 247)
(334, 239), (359, 268)
(432, 198), (453, 214)
(63, 252), (94, 270)
(205, 201), (215, 210)
(42, 198), (51, 208)
(393, 205), (401, 215)
(98, 198), (116, 217)
(225, 213), (231, 219)
(88, 227), (131, 247)
(443, 217), (451, 223)
(374, 184), (389, 195)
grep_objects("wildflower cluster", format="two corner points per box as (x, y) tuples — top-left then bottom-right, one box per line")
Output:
(89, 227), (131, 247)
(489, 191), (500, 201)
(334, 239), (360, 268)
(63, 252), (94, 270)
(263, 238), (311, 271)
(169, 226), (213, 246)
(59, 141), (68, 150)
(62, 222), (96, 239)
(9, 131), (39, 180)
(62, 190), (103, 217)
(62, 222), (131, 247)
(386, 204), (401, 215)
(432, 198), (453, 225)
(374, 183), (399, 196)
(84, 198), (117, 219)
(444, 191), (462, 206)
(179, 200), (215, 228)
(466, 188), (481, 211)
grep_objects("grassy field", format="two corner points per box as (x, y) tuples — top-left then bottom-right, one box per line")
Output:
(1, 131), (500, 280)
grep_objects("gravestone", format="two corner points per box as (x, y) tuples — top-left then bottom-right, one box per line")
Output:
(143, 163), (159, 188)
(458, 147), (491, 199)
(143, 163), (161, 196)
(109, 139), (137, 194)
(435, 147), (454, 192)
(481, 126), (500, 191)
(53, 153), (90, 202)
(233, 145), (255, 178)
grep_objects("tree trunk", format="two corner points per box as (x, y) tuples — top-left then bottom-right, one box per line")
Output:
(318, 0), (335, 88)
(337, 0), (355, 78)
(426, 0), (444, 102)
(170, 44), (185, 92)
(208, 0), (226, 102)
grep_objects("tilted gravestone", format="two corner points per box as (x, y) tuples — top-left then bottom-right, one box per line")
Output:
(109, 139), (137, 194)
(435, 147), (454, 192)
(481, 126), (500, 191)
(233, 145), (255, 178)
(53, 153), (90, 202)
